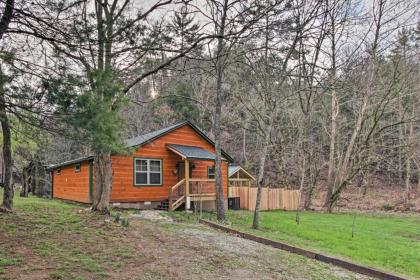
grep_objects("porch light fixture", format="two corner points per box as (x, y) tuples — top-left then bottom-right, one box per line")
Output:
(173, 163), (179, 175)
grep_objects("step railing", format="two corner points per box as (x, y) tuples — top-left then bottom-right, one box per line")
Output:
(168, 179), (185, 211)
(170, 195), (185, 211)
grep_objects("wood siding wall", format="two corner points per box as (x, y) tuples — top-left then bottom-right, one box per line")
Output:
(52, 161), (90, 203)
(110, 125), (229, 202)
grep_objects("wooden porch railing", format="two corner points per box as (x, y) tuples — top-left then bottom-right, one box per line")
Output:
(168, 178), (217, 211)
(188, 179), (216, 197)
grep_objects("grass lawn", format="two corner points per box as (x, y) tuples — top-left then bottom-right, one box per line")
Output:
(0, 192), (376, 280)
(194, 210), (420, 279)
(0, 192), (139, 279)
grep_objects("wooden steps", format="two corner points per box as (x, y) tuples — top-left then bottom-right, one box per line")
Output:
(156, 197), (185, 211)
(156, 200), (170, 211)
(170, 195), (185, 211)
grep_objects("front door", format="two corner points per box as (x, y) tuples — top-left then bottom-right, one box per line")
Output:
(177, 161), (193, 181)
(177, 161), (193, 196)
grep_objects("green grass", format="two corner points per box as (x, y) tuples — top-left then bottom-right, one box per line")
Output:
(195, 210), (420, 279)
(0, 191), (140, 279)
(2, 191), (418, 279)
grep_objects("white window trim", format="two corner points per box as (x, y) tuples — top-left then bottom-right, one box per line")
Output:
(134, 158), (162, 186)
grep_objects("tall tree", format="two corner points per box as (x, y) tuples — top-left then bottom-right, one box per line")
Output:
(196, 0), (283, 221)
(293, 0), (327, 210)
(19, 0), (209, 213)
(0, 0), (15, 211)
(232, 0), (308, 228)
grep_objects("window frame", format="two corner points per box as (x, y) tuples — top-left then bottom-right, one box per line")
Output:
(133, 157), (163, 186)
(75, 163), (81, 173)
(207, 166), (215, 179)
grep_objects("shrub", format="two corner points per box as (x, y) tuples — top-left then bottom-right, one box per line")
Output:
(380, 203), (395, 211)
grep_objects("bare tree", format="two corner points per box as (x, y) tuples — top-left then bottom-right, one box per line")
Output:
(191, 0), (284, 220)
(323, 0), (418, 211)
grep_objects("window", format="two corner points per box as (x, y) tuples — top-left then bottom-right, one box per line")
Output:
(134, 158), (162, 185)
(56, 168), (61, 175)
(208, 166), (215, 179)
(75, 163), (81, 173)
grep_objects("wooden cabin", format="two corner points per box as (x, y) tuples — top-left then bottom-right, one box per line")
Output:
(228, 165), (255, 188)
(49, 121), (234, 211)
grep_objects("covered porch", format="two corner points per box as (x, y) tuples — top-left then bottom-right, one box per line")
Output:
(166, 144), (224, 211)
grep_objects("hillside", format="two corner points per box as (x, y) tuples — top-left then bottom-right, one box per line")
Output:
(312, 174), (420, 212)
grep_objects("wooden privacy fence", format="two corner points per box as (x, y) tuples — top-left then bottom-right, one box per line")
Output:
(229, 187), (300, 211)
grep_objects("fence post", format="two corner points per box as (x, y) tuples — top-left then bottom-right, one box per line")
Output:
(248, 183), (250, 210)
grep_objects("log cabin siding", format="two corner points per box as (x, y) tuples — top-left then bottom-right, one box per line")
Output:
(52, 161), (90, 203)
(110, 124), (229, 202)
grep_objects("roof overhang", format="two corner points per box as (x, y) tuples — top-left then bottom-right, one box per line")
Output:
(46, 156), (94, 171)
(167, 144), (227, 161)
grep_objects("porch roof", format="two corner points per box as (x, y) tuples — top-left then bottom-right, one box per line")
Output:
(167, 144), (226, 161)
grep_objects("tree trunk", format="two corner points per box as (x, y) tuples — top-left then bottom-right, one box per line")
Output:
(300, 157), (319, 211)
(20, 167), (29, 197)
(326, 87), (338, 203)
(323, 76), (369, 212)
(213, 109), (225, 221)
(326, 14), (338, 205)
(302, 175), (315, 210)
(252, 109), (275, 229)
(0, 0), (15, 209)
(92, 153), (112, 214)
(398, 95), (404, 180)
(358, 172), (369, 197)
(213, 0), (228, 221)
(299, 111), (317, 211)
(405, 157), (411, 202)
(324, 182), (342, 213)
(242, 127), (247, 162)
(0, 97), (13, 211)
(32, 159), (41, 196)
(405, 119), (413, 202)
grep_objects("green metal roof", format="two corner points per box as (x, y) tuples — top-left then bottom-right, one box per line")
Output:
(46, 156), (94, 170)
(228, 165), (241, 177)
(126, 121), (234, 162)
(228, 165), (256, 180)
(167, 144), (226, 161)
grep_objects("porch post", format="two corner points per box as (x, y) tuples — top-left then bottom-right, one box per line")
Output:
(185, 158), (190, 210)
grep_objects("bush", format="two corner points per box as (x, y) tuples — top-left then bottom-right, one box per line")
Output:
(380, 203), (395, 211)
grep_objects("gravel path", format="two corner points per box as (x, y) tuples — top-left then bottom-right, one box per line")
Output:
(125, 214), (374, 280)
(130, 210), (174, 222)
